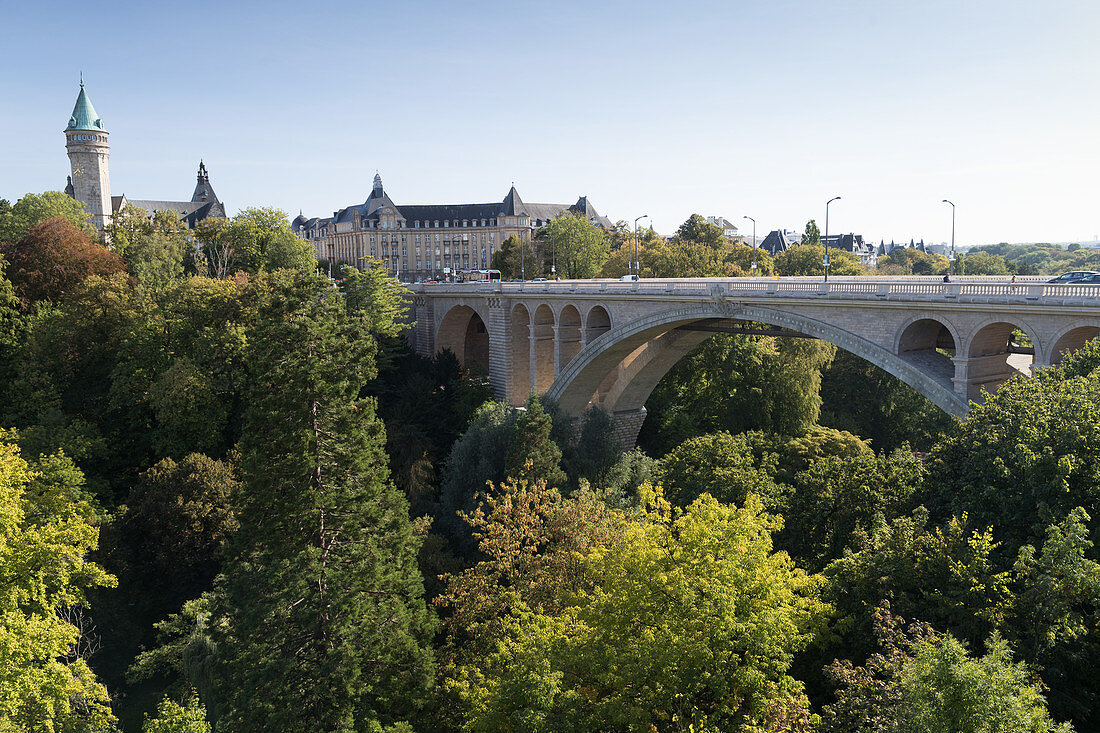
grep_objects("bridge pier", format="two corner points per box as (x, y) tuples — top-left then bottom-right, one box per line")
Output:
(952, 354), (1030, 402)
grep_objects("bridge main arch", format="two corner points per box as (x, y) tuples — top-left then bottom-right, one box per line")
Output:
(546, 303), (969, 427)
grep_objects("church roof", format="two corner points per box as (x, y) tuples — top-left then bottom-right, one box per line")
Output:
(66, 79), (106, 132)
(191, 161), (220, 204)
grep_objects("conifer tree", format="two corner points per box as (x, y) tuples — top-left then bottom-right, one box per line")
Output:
(505, 393), (567, 488)
(214, 270), (434, 731)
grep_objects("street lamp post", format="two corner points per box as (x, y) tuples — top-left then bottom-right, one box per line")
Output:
(942, 199), (956, 276)
(634, 214), (649, 277)
(824, 196), (841, 281)
(743, 215), (757, 275)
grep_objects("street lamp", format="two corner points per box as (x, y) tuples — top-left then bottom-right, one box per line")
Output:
(743, 215), (757, 275)
(634, 214), (649, 277)
(824, 196), (841, 282)
(942, 199), (956, 276)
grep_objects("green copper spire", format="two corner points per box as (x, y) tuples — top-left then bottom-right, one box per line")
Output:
(66, 77), (106, 132)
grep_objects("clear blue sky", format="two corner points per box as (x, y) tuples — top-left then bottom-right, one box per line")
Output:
(3, 0), (1098, 245)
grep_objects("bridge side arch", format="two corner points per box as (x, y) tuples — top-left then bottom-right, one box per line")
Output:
(1043, 320), (1100, 366)
(547, 304), (969, 420)
(436, 303), (491, 372)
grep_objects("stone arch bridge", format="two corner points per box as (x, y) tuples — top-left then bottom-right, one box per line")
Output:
(409, 277), (1100, 446)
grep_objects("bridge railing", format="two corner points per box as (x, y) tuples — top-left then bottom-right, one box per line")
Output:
(414, 276), (1100, 304)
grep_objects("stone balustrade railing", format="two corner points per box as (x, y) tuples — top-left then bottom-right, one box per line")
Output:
(411, 276), (1100, 304)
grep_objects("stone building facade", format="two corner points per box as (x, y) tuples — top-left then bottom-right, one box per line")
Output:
(292, 174), (612, 281)
(63, 78), (226, 232)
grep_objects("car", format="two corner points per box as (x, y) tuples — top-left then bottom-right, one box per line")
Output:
(1047, 271), (1100, 283)
(531, 277), (548, 282)
(1068, 273), (1100, 285)
(619, 274), (639, 282)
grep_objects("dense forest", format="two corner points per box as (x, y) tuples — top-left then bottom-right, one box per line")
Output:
(3, 195), (1100, 732)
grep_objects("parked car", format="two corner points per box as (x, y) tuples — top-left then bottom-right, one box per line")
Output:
(1047, 271), (1100, 283)
(1067, 273), (1100, 285)
(620, 274), (639, 282)
(531, 277), (548, 282)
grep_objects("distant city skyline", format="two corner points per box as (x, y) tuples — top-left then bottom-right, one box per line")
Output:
(2, 0), (1098, 246)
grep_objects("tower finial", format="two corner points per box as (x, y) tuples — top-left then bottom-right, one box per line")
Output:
(80, 71), (84, 88)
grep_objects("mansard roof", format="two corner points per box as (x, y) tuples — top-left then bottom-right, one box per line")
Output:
(325, 180), (612, 229)
(66, 78), (106, 132)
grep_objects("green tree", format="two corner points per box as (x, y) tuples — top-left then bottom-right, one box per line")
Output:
(775, 243), (865, 276)
(436, 478), (627, 662)
(0, 190), (94, 245)
(0, 256), (22, 384)
(959, 250), (1011, 275)
(673, 213), (726, 249)
(490, 234), (537, 280)
(926, 365), (1100, 554)
(824, 607), (1070, 733)
(801, 218), (821, 247)
(825, 507), (1012, 656)
(0, 437), (117, 732)
(654, 430), (785, 510)
(215, 208), (316, 275)
(640, 332), (836, 454)
(214, 270), (435, 731)
(142, 695), (211, 733)
(781, 448), (925, 571)
(540, 213), (609, 279)
(452, 492), (829, 732)
(1008, 508), (1100, 726)
(505, 394), (567, 487)
(110, 454), (239, 619)
(820, 350), (956, 452)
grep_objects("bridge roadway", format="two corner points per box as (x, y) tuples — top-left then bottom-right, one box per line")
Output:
(409, 276), (1100, 446)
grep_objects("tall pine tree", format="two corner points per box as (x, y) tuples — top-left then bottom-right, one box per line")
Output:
(215, 270), (434, 731)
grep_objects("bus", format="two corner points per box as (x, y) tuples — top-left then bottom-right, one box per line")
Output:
(458, 269), (501, 283)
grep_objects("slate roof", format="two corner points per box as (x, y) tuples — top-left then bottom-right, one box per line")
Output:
(321, 176), (612, 231)
(191, 161), (219, 203)
(760, 229), (800, 255)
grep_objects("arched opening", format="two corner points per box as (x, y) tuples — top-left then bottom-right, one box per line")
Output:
(549, 306), (967, 424)
(897, 318), (957, 387)
(586, 306), (611, 343)
(558, 305), (583, 373)
(509, 304), (531, 404)
(463, 312), (489, 373)
(532, 304), (556, 393)
(437, 305), (488, 368)
(1051, 326), (1100, 365)
(965, 321), (1036, 401)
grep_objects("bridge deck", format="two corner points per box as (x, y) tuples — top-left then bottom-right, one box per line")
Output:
(412, 276), (1100, 308)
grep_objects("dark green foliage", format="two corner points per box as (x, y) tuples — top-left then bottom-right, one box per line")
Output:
(1008, 508), (1100, 726)
(639, 332), (836, 456)
(367, 338), (494, 514)
(505, 394), (567, 488)
(825, 508), (1012, 657)
(926, 368), (1100, 555)
(214, 270), (435, 731)
(438, 401), (518, 547)
(561, 406), (632, 496)
(820, 350), (956, 452)
(780, 448), (925, 571)
(111, 454), (239, 617)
